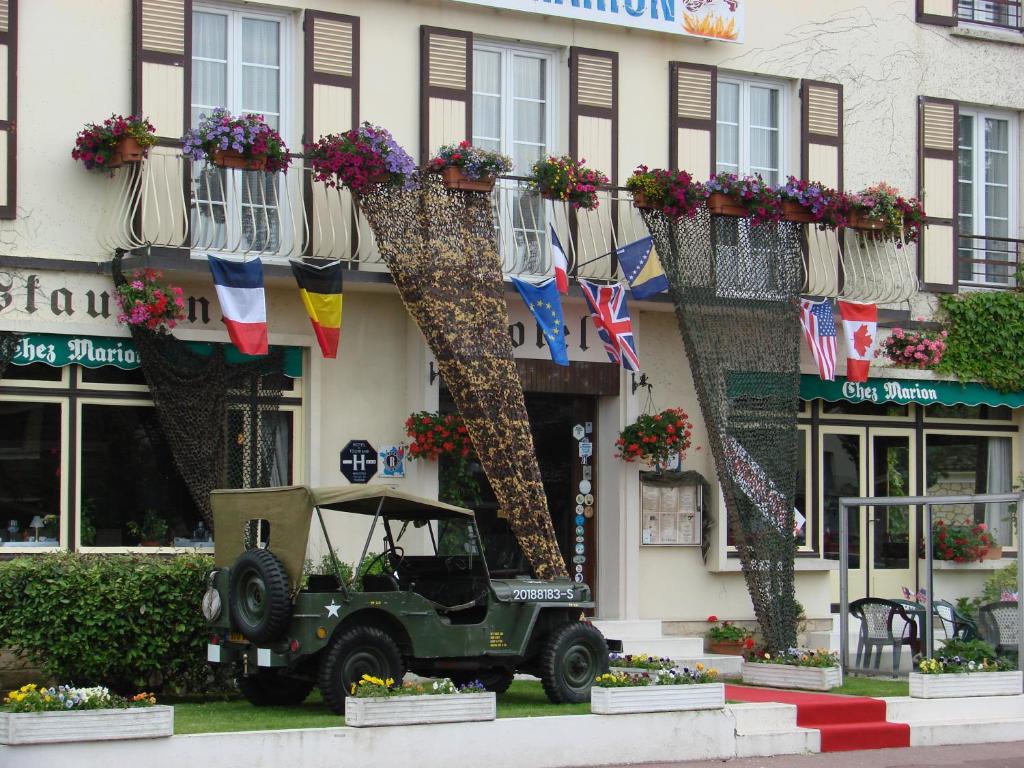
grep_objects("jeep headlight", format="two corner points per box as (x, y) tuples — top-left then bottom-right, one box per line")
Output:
(201, 587), (222, 622)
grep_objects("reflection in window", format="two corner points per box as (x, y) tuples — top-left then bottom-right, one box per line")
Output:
(0, 402), (61, 546)
(873, 435), (910, 570)
(823, 433), (861, 566)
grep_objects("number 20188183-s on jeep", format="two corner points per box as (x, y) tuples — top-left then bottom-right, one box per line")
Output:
(201, 485), (613, 713)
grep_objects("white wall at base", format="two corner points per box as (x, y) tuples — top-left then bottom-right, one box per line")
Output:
(885, 694), (1024, 747)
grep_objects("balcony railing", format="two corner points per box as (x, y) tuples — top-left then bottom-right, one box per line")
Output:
(803, 226), (920, 304)
(958, 233), (1022, 287)
(958, 0), (1022, 30)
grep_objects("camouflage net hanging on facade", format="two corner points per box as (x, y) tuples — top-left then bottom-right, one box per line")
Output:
(112, 254), (287, 527)
(358, 173), (567, 580)
(0, 331), (19, 380)
(642, 209), (803, 651)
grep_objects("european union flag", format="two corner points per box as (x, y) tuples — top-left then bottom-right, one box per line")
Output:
(511, 277), (569, 367)
(616, 236), (668, 299)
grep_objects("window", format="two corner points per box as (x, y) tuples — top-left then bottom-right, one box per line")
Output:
(958, 0), (1021, 29)
(0, 401), (63, 549)
(191, 6), (289, 254)
(716, 76), (786, 185)
(958, 108), (1018, 285)
(473, 41), (556, 274)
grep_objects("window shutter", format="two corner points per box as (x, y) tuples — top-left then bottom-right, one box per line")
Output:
(304, 11), (359, 145)
(918, 96), (959, 293)
(0, 0), (16, 220)
(132, 0), (191, 139)
(669, 62), (715, 178)
(800, 80), (843, 191)
(570, 47), (618, 186)
(916, 0), (956, 26)
(419, 26), (472, 164)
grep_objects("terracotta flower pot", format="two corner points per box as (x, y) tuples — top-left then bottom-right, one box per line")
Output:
(708, 640), (748, 656)
(706, 192), (748, 217)
(632, 190), (657, 210)
(213, 149), (268, 171)
(781, 200), (816, 224)
(441, 165), (495, 192)
(846, 209), (885, 231)
(108, 136), (145, 168)
(985, 545), (1004, 560)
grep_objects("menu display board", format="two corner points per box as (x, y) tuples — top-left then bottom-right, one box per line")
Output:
(641, 474), (702, 546)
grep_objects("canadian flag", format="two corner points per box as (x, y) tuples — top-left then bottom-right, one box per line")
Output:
(838, 300), (877, 383)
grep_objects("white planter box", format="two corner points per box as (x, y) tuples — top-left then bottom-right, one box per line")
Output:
(344, 693), (496, 727)
(0, 705), (173, 745)
(741, 663), (842, 691)
(909, 671), (1023, 698)
(590, 683), (725, 715)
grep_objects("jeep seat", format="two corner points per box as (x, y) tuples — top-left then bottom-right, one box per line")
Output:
(361, 573), (401, 592)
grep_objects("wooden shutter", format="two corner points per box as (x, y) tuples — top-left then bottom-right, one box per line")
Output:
(132, 0), (191, 139)
(669, 62), (715, 178)
(800, 80), (843, 191)
(303, 11), (359, 146)
(916, 0), (956, 26)
(420, 27), (472, 165)
(918, 96), (959, 293)
(0, 0), (16, 220)
(570, 47), (618, 186)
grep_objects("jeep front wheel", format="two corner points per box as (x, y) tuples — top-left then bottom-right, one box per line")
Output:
(318, 626), (404, 714)
(539, 622), (609, 704)
(236, 668), (314, 706)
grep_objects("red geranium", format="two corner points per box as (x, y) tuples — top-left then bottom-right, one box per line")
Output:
(405, 410), (475, 462)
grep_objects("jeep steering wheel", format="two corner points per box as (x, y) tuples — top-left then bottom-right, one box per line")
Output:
(366, 546), (405, 578)
(444, 556), (469, 573)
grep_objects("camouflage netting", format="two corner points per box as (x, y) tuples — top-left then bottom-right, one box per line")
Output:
(642, 209), (803, 651)
(358, 173), (566, 580)
(0, 331), (18, 379)
(112, 253), (287, 527)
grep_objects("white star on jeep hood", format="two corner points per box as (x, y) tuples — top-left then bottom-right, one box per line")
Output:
(325, 600), (341, 618)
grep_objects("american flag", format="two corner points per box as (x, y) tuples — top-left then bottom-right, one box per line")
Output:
(579, 280), (640, 372)
(799, 299), (836, 381)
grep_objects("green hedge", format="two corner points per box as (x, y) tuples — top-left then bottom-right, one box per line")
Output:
(0, 553), (224, 694)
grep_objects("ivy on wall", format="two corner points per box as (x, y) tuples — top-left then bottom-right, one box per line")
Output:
(937, 290), (1024, 392)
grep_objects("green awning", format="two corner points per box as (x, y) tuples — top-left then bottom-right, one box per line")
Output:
(9, 333), (303, 378)
(800, 374), (1024, 408)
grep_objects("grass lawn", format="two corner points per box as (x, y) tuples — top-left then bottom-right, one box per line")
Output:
(171, 681), (589, 735)
(829, 675), (909, 698)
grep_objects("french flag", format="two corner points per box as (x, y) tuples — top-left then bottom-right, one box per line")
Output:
(208, 255), (268, 355)
(550, 225), (569, 295)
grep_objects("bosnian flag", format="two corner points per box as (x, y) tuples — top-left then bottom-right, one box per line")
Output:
(838, 300), (877, 383)
(208, 255), (268, 355)
(550, 225), (569, 295)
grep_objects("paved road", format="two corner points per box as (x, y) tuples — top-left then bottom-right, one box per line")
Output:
(585, 741), (1024, 768)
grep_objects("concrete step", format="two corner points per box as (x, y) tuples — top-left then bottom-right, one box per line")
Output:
(674, 653), (744, 678)
(618, 636), (705, 658)
(591, 619), (664, 641)
(730, 702), (821, 757)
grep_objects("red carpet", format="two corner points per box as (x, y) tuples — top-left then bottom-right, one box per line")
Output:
(725, 684), (910, 753)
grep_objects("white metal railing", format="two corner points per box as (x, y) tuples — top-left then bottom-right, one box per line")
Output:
(804, 226), (919, 305)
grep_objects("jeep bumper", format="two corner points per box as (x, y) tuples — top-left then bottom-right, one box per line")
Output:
(207, 642), (288, 668)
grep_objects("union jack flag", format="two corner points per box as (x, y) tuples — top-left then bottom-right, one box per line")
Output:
(579, 280), (640, 372)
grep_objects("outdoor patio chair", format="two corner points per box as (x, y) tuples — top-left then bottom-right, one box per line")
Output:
(849, 597), (919, 675)
(978, 601), (1020, 660)
(932, 598), (978, 641)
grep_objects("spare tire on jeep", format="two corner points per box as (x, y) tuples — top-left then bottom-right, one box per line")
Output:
(539, 621), (609, 703)
(228, 548), (292, 644)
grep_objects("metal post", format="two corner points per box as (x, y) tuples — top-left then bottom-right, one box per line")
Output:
(923, 503), (934, 660)
(1018, 493), (1023, 674)
(839, 498), (849, 674)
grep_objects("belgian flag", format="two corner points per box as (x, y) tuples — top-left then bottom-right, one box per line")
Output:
(290, 259), (343, 358)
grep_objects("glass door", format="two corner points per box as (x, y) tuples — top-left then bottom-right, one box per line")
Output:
(822, 428), (867, 603)
(867, 430), (916, 599)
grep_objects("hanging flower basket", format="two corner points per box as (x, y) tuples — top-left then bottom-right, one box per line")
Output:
(615, 407), (694, 466)
(429, 141), (512, 193)
(781, 200), (817, 223)
(181, 108), (291, 174)
(881, 327), (947, 369)
(706, 192), (748, 217)
(530, 155), (608, 210)
(307, 122), (416, 194)
(625, 166), (707, 219)
(114, 268), (187, 334)
(72, 114), (157, 172)
(841, 183), (926, 244)
(704, 173), (783, 225)
(212, 148), (268, 171)
(846, 209), (886, 231)
(440, 166), (495, 192)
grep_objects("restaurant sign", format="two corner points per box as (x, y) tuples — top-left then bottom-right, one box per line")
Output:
(450, 0), (744, 43)
(800, 375), (1024, 409)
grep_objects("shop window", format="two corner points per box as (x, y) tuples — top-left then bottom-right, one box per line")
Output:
(820, 400), (909, 418)
(822, 433), (863, 566)
(79, 366), (148, 387)
(716, 75), (787, 185)
(0, 402), (62, 548)
(3, 363), (64, 382)
(924, 403), (1013, 420)
(926, 433), (1016, 546)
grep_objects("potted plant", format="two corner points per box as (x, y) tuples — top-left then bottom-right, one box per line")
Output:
(742, 648), (842, 691)
(910, 639), (1020, 698)
(608, 653), (675, 675)
(932, 519), (996, 563)
(845, 183), (926, 244)
(778, 176), (834, 224)
(615, 407), (694, 467)
(344, 674), (494, 727)
(529, 155), (609, 210)
(181, 108), (291, 173)
(590, 665), (724, 715)
(429, 140), (512, 192)
(405, 410), (480, 508)
(703, 173), (783, 226)
(306, 122), (416, 195)
(127, 509), (169, 547)
(1, 683), (170, 745)
(625, 165), (707, 218)
(705, 616), (755, 656)
(114, 268), (187, 334)
(71, 114), (157, 171)
(881, 327), (948, 370)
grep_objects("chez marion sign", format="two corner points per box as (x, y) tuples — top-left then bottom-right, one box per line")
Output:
(450, 0), (745, 42)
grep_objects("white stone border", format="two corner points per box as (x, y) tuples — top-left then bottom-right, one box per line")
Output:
(909, 671), (1023, 698)
(0, 705), (173, 745)
(591, 683), (724, 714)
(741, 663), (842, 691)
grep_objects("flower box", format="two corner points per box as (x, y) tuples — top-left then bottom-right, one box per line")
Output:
(440, 166), (495, 193)
(909, 671), (1023, 698)
(631, 190), (657, 210)
(213, 149), (268, 171)
(708, 640), (747, 656)
(0, 705), (173, 745)
(846, 210), (885, 231)
(344, 692), (496, 727)
(590, 683), (724, 715)
(741, 663), (842, 691)
(706, 192), (747, 217)
(781, 200), (816, 224)
(108, 136), (145, 168)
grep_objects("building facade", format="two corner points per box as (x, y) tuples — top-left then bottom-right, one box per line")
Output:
(0, 0), (1021, 628)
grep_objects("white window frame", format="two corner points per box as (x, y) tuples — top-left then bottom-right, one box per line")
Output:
(957, 106), (1019, 286)
(191, 3), (295, 263)
(716, 74), (790, 184)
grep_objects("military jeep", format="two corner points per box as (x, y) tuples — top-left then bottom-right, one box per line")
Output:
(202, 485), (610, 713)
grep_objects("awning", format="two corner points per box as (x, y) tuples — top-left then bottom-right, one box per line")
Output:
(800, 374), (1024, 408)
(9, 333), (303, 378)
